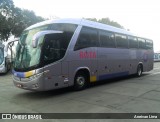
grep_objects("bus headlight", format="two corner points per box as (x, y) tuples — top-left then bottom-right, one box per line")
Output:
(29, 75), (37, 80)
(29, 72), (43, 80)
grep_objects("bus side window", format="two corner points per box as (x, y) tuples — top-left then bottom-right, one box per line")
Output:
(43, 34), (62, 64)
(138, 38), (146, 49)
(99, 30), (115, 48)
(115, 34), (128, 48)
(42, 32), (71, 65)
(128, 36), (138, 48)
(74, 27), (98, 50)
(146, 39), (153, 49)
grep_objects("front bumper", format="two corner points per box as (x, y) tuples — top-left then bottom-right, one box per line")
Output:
(13, 73), (45, 91)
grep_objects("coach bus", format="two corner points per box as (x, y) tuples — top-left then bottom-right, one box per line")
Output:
(0, 39), (18, 73)
(154, 52), (160, 62)
(12, 18), (153, 91)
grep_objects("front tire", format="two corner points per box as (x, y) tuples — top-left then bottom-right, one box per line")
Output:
(74, 72), (88, 91)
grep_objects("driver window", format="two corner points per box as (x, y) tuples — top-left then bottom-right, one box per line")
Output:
(42, 33), (65, 65)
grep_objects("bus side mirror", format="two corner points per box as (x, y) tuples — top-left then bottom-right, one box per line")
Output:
(4, 38), (19, 52)
(32, 30), (63, 48)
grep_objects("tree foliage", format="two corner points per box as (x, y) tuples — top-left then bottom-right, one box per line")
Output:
(0, 0), (124, 42)
(0, 0), (44, 42)
(86, 17), (124, 29)
(0, 0), (14, 41)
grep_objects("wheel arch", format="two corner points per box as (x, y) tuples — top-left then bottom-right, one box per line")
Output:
(74, 67), (91, 81)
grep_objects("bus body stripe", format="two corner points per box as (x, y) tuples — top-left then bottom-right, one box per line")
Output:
(25, 71), (35, 78)
(99, 71), (129, 81)
(12, 70), (35, 78)
(90, 76), (97, 82)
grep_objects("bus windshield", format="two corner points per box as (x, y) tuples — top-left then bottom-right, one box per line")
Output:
(0, 47), (4, 65)
(14, 26), (48, 71)
(14, 23), (77, 71)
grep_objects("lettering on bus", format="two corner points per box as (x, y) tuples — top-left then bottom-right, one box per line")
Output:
(79, 51), (96, 59)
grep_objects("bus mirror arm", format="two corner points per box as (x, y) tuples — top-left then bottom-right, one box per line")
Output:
(32, 30), (63, 48)
(4, 38), (19, 52)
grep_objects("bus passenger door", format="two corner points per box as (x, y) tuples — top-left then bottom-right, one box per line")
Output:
(42, 33), (67, 90)
(43, 63), (62, 90)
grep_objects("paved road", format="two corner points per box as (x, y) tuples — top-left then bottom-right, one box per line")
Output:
(0, 62), (160, 122)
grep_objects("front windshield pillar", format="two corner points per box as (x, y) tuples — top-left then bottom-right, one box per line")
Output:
(0, 47), (4, 65)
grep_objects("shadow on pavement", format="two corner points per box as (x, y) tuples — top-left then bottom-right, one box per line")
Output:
(14, 87), (74, 100)
(13, 73), (149, 100)
(0, 70), (12, 76)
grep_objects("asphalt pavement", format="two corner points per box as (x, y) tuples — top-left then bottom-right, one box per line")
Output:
(0, 62), (160, 122)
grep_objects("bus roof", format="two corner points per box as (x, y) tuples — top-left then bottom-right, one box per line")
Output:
(25, 18), (149, 39)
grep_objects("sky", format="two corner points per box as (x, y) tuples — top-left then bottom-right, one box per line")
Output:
(13, 0), (160, 52)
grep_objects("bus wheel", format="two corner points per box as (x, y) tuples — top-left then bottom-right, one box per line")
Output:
(74, 72), (88, 91)
(137, 64), (143, 77)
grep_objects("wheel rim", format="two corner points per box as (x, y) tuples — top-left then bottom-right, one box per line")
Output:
(76, 76), (85, 87)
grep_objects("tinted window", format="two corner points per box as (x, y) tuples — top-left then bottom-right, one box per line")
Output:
(49, 23), (77, 42)
(99, 30), (115, 48)
(42, 23), (77, 65)
(49, 23), (77, 33)
(138, 38), (146, 49)
(115, 34), (128, 48)
(0, 47), (4, 65)
(74, 27), (98, 50)
(42, 33), (70, 65)
(146, 39), (153, 49)
(128, 36), (138, 48)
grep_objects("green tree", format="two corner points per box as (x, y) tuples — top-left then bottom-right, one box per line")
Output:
(12, 9), (44, 37)
(85, 18), (98, 22)
(99, 18), (124, 29)
(86, 17), (124, 29)
(0, 0), (14, 42)
(0, 0), (44, 42)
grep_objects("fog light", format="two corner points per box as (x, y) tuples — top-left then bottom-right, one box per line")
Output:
(32, 83), (39, 88)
